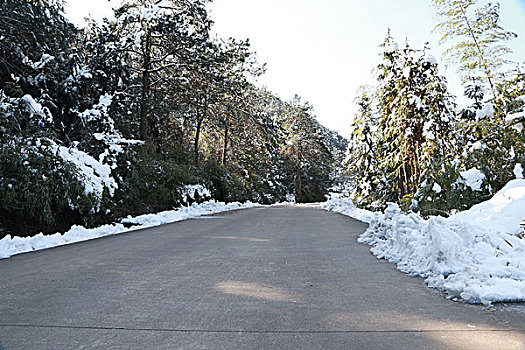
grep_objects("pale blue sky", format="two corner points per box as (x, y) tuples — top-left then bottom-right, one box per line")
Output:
(66, 0), (525, 136)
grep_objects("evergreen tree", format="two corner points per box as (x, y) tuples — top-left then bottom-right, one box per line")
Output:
(347, 91), (381, 207)
(282, 97), (333, 202)
(351, 33), (455, 210)
(107, 0), (212, 140)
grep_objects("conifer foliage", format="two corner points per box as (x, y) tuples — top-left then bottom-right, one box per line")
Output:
(0, 0), (345, 237)
(347, 1), (525, 217)
(348, 33), (455, 211)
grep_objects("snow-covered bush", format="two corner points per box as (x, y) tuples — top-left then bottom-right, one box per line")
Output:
(0, 139), (98, 236)
(0, 92), (120, 236)
(110, 144), (199, 218)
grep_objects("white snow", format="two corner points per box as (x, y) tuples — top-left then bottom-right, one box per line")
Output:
(56, 145), (118, 198)
(452, 179), (525, 236)
(33, 54), (54, 69)
(323, 179), (525, 304)
(383, 40), (399, 53)
(179, 184), (212, 203)
(476, 103), (495, 121)
(469, 141), (485, 152)
(423, 121), (435, 140)
(409, 95), (423, 109)
(422, 52), (437, 65)
(79, 94), (113, 123)
(403, 66), (411, 79)
(0, 200), (260, 259)
(514, 163), (524, 179)
(432, 182), (442, 193)
(506, 111), (525, 123)
(21, 95), (43, 116)
(457, 167), (485, 191)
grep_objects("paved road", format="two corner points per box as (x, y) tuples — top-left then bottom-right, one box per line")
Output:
(0, 205), (524, 349)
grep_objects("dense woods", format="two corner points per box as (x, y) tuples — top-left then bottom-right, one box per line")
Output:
(0, 0), (346, 236)
(346, 0), (525, 216)
(2, 0), (524, 238)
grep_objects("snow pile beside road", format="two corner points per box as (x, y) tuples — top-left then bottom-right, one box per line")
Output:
(323, 180), (525, 305)
(451, 179), (525, 236)
(121, 200), (258, 226)
(0, 200), (259, 259)
(322, 196), (374, 223)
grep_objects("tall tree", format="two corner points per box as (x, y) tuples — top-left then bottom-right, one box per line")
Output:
(347, 91), (381, 206)
(109, 0), (212, 140)
(282, 97), (333, 202)
(374, 34), (455, 204)
(432, 0), (517, 97)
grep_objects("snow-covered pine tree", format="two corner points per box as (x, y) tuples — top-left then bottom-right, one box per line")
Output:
(374, 33), (455, 209)
(347, 91), (382, 208)
(107, 0), (212, 141)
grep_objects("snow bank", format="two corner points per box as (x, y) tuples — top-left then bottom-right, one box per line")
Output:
(179, 184), (212, 203)
(452, 179), (525, 236)
(0, 200), (259, 259)
(323, 180), (525, 305)
(322, 196), (374, 224)
(121, 200), (257, 226)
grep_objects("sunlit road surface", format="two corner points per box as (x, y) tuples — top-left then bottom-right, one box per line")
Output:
(0, 205), (523, 349)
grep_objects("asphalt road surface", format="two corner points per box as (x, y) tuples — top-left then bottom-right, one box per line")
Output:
(0, 205), (524, 349)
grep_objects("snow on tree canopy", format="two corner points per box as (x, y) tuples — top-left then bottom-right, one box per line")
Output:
(54, 143), (118, 198)
(475, 103), (495, 120)
(422, 52), (437, 65)
(457, 167), (485, 191)
(79, 94), (113, 123)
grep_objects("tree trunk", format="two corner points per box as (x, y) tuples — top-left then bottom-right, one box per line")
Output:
(140, 29), (151, 141)
(459, 5), (497, 98)
(221, 119), (228, 166)
(194, 114), (203, 167)
(296, 167), (302, 202)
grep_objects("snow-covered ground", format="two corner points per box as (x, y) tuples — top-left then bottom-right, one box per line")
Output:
(324, 179), (525, 305)
(0, 200), (259, 259)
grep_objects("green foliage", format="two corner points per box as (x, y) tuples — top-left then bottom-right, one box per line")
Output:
(112, 144), (199, 217)
(346, 29), (524, 218)
(348, 35), (455, 210)
(411, 68), (525, 217)
(281, 97), (335, 203)
(0, 0), (344, 237)
(0, 140), (97, 236)
(413, 158), (486, 217)
(432, 0), (517, 96)
(347, 92), (383, 209)
(202, 160), (249, 203)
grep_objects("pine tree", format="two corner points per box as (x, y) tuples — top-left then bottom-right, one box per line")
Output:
(374, 33), (455, 207)
(108, 0), (212, 140)
(347, 91), (381, 207)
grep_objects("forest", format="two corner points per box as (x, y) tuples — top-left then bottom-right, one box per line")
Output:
(346, 0), (525, 218)
(0, 0), (346, 236)
(1, 0), (524, 239)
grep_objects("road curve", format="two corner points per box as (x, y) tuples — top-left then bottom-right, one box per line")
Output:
(0, 205), (523, 349)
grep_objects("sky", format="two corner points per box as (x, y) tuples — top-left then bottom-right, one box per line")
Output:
(65, 0), (525, 137)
